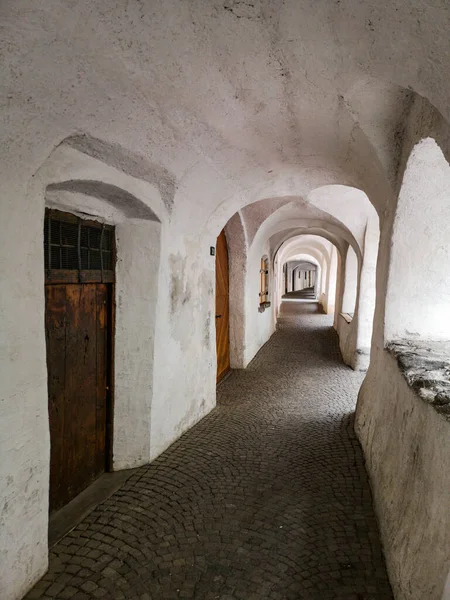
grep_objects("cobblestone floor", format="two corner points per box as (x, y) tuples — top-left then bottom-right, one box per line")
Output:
(26, 300), (393, 600)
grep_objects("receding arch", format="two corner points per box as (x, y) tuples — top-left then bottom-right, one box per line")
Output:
(291, 261), (318, 293)
(276, 238), (332, 313)
(275, 234), (335, 313)
(385, 137), (450, 341)
(47, 180), (160, 222)
(63, 134), (176, 213)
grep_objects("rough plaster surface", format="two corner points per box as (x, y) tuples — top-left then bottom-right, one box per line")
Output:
(113, 218), (160, 470)
(307, 185), (375, 251)
(386, 340), (450, 421)
(385, 138), (450, 340)
(325, 245), (338, 316)
(356, 216), (378, 355)
(337, 246), (360, 370)
(47, 180), (159, 221)
(64, 135), (177, 213)
(245, 237), (275, 364)
(1, 1), (450, 597)
(225, 212), (248, 368)
(0, 143), (166, 600)
(337, 215), (378, 371)
(356, 351), (450, 600)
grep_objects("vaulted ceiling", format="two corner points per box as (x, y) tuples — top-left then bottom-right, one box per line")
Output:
(2, 0), (449, 234)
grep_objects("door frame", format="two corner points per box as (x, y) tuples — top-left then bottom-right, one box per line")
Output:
(215, 228), (231, 383)
(44, 208), (116, 504)
(105, 283), (115, 472)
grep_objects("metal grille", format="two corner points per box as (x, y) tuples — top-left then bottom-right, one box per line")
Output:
(44, 218), (79, 270)
(44, 209), (114, 281)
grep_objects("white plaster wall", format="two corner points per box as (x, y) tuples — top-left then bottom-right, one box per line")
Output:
(355, 215), (379, 361)
(225, 213), (248, 369)
(277, 261), (285, 301)
(335, 249), (360, 370)
(385, 138), (450, 341)
(337, 312), (358, 369)
(334, 212), (378, 371)
(0, 223), (49, 600)
(356, 352), (450, 600)
(244, 240), (275, 365)
(149, 239), (217, 460)
(324, 245), (338, 315)
(285, 262), (294, 293)
(307, 185), (373, 251)
(336, 246), (365, 369)
(0, 146), (165, 600)
(353, 98), (450, 600)
(319, 259), (328, 308)
(293, 269), (304, 292)
(342, 247), (358, 314)
(113, 218), (160, 469)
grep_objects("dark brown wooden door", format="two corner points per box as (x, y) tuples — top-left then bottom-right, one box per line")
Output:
(215, 229), (230, 382)
(44, 209), (114, 512)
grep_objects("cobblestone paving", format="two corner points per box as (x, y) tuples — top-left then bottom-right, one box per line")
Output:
(26, 300), (393, 600)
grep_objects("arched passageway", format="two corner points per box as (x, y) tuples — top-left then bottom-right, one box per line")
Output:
(2, 3), (450, 600)
(26, 298), (393, 600)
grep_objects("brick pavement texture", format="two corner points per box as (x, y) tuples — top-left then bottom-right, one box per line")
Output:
(26, 301), (393, 600)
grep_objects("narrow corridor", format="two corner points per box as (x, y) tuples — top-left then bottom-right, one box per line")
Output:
(27, 301), (393, 600)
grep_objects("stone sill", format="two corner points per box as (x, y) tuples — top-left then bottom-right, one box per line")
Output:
(340, 312), (353, 324)
(386, 339), (450, 421)
(258, 301), (271, 313)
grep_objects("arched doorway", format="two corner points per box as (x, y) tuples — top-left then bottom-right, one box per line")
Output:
(215, 229), (230, 382)
(44, 208), (114, 511)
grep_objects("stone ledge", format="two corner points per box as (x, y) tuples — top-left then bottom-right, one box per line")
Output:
(258, 301), (271, 313)
(340, 312), (353, 324)
(386, 339), (450, 420)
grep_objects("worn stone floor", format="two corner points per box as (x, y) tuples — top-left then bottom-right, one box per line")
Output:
(26, 299), (393, 600)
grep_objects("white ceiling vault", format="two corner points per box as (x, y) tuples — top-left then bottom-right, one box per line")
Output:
(2, 0), (449, 237)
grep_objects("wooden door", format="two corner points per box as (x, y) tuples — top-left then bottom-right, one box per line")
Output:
(44, 209), (114, 512)
(215, 229), (230, 382)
